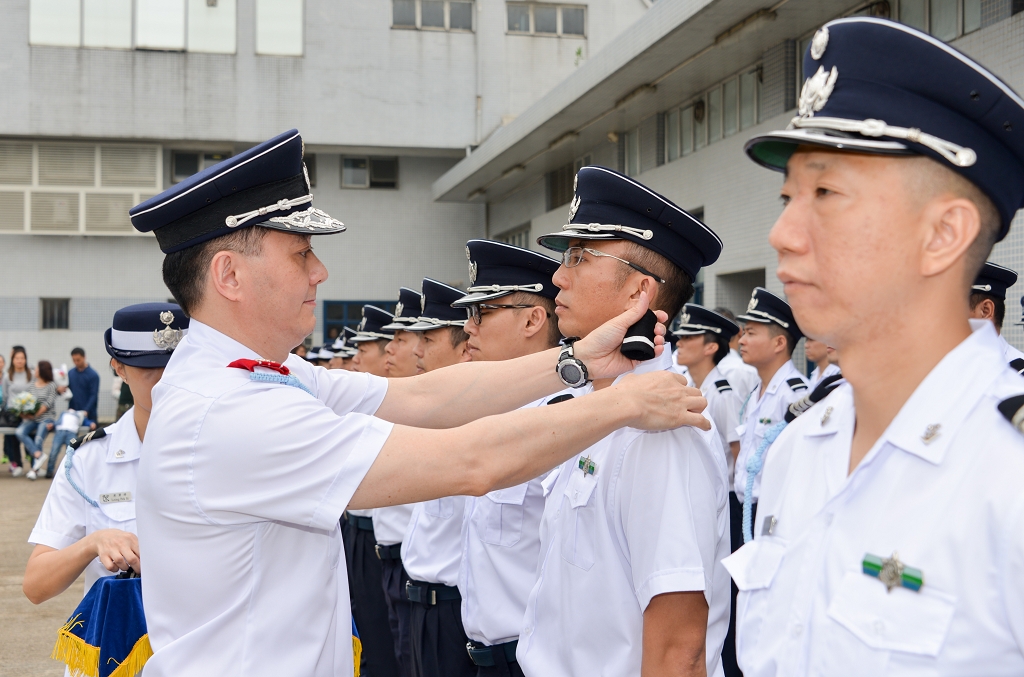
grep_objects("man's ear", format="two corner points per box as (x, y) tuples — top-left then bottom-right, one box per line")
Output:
(522, 306), (547, 339)
(920, 197), (982, 279)
(458, 341), (472, 363)
(209, 250), (245, 303)
(703, 340), (718, 359)
(976, 298), (996, 320)
(772, 333), (788, 356)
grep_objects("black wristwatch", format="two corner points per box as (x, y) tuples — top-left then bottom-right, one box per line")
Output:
(556, 339), (590, 388)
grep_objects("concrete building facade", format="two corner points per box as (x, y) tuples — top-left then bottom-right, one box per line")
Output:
(3, 0), (1024, 417)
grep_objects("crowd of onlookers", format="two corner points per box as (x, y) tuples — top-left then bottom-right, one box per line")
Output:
(1, 346), (102, 481)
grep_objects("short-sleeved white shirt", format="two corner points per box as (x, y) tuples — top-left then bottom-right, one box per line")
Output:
(517, 352), (731, 677)
(724, 321), (1024, 676)
(700, 365), (744, 481)
(373, 504), (415, 547)
(734, 361), (807, 501)
(458, 394), (563, 647)
(809, 362), (841, 388)
(998, 333), (1024, 364)
(29, 411), (141, 594)
(136, 320), (393, 677)
(402, 496), (467, 587)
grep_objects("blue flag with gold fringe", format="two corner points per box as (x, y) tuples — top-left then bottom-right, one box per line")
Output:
(52, 575), (151, 677)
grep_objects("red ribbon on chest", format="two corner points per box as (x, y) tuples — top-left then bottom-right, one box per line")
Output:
(227, 359), (291, 375)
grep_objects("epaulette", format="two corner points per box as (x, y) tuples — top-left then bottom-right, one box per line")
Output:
(68, 428), (106, 451)
(1010, 358), (1024, 375)
(998, 394), (1024, 434)
(714, 379), (733, 393)
(787, 377), (808, 392)
(547, 394), (575, 405)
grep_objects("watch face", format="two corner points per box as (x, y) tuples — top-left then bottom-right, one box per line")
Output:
(560, 362), (584, 386)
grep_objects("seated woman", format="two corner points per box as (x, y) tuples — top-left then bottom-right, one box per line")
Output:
(17, 360), (57, 481)
(23, 303), (187, 603)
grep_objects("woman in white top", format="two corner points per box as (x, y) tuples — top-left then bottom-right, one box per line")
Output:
(4, 346), (33, 476)
(23, 303), (187, 603)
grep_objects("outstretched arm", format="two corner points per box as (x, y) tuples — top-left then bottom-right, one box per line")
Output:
(350, 370), (709, 509)
(24, 530), (141, 604)
(375, 291), (667, 429)
(641, 591), (709, 677)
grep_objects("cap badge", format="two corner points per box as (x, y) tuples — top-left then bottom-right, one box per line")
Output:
(153, 310), (184, 351)
(469, 260), (478, 285)
(680, 311), (690, 325)
(810, 26), (828, 60)
(358, 317), (367, 332)
(568, 194), (581, 220)
(573, 173), (578, 193)
(395, 301), (404, 318)
(798, 65), (838, 119)
(421, 295), (427, 313)
(747, 296), (758, 313)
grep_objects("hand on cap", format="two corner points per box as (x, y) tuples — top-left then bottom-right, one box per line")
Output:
(613, 371), (710, 432)
(572, 290), (667, 379)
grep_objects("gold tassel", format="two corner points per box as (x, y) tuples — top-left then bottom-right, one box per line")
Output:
(51, 614), (100, 677)
(353, 635), (362, 677)
(106, 634), (153, 677)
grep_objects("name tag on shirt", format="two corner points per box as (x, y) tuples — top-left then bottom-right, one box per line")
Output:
(100, 492), (133, 504)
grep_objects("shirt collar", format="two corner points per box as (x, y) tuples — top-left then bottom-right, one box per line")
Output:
(758, 359), (800, 399)
(612, 349), (673, 385)
(106, 412), (142, 464)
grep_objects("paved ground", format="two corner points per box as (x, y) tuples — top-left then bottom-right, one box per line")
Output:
(0, 455), (82, 677)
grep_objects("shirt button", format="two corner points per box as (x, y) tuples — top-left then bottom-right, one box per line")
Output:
(524, 625), (533, 635)
(573, 490), (579, 501)
(873, 620), (885, 636)
(790, 623), (803, 638)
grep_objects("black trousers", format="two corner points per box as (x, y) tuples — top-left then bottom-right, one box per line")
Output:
(345, 520), (401, 677)
(723, 491), (756, 677)
(381, 555), (414, 677)
(4, 434), (23, 469)
(476, 653), (525, 677)
(409, 595), (475, 677)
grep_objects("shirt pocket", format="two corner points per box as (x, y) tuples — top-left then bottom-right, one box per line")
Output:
(479, 483), (530, 547)
(827, 570), (956, 657)
(559, 469), (598, 571)
(423, 497), (455, 519)
(96, 499), (136, 525)
(722, 538), (787, 592)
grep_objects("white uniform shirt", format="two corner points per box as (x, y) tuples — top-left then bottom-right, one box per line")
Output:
(723, 321), (1024, 676)
(998, 333), (1024, 364)
(699, 365), (744, 481)
(459, 394), (565, 647)
(136, 320), (392, 677)
(402, 496), (468, 587)
(373, 504), (415, 546)
(517, 351), (731, 677)
(734, 361), (807, 502)
(29, 412), (141, 594)
(719, 349), (760, 403)
(809, 362), (842, 388)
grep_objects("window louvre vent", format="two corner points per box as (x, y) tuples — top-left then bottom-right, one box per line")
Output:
(31, 193), (80, 232)
(39, 144), (95, 186)
(101, 146), (158, 187)
(86, 193), (135, 232)
(0, 192), (24, 230)
(0, 143), (33, 184)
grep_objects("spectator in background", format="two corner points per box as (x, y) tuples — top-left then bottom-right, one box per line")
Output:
(116, 379), (134, 422)
(4, 346), (33, 476)
(17, 360), (58, 481)
(62, 348), (99, 424)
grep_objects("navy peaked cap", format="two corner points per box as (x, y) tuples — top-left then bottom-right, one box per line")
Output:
(674, 304), (740, 339)
(382, 287), (424, 330)
(737, 287), (803, 341)
(350, 306), (395, 342)
(973, 261), (1017, 299)
(746, 17), (1024, 239)
(406, 279), (468, 331)
(305, 347), (320, 362)
(129, 129), (345, 253)
(536, 166), (722, 279)
(105, 302), (188, 368)
(453, 240), (560, 307)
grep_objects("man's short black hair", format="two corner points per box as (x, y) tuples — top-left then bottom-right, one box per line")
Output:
(162, 227), (269, 316)
(969, 292), (1006, 329)
(767, 323), (799, 357)
(71, 347), (85, 358)
(449, 326), (470, 349)
(619, 242), (694, 319)
(702, 332), (731, 365)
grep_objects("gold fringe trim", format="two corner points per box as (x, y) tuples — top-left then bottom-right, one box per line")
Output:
(106, 634), (153, 677)
(51, 614), (99, 677)
(353, 636), (362, 677)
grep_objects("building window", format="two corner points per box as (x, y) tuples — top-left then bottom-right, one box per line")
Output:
(495, 224), (531, 250)
(29, 0), (237, 54)
(0, 140), (164, 234)
(323, 300), (397, 343)
(41, 298), (70, 330)
(393, 0), (475, 31)
(664, 67), (760, 162)
(342, 157), (399, 189)
(898, 0), (982, 39)
(171, 151), (230, 184)
(546, 163), (574, 211)
(507, 3), (586, 37)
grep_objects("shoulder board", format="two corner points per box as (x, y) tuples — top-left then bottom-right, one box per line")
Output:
(787, 377), (808, 392)
(714, 379), (732, 393)
(68, 428), (106, 451)
(998, 394), (1024, 433)
(1010, 358), (1024, 375)
(547, 394), (575, 405)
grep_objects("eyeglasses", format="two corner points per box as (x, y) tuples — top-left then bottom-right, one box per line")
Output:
(560, 246), (666, 284)
(468, 303), (549, 325)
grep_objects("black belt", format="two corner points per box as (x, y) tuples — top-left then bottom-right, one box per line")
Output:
(346, 513), (374, 531)
(466, 640), (518, 667)
(405, 580), (461, 606)
(375, 543), (402, 561)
